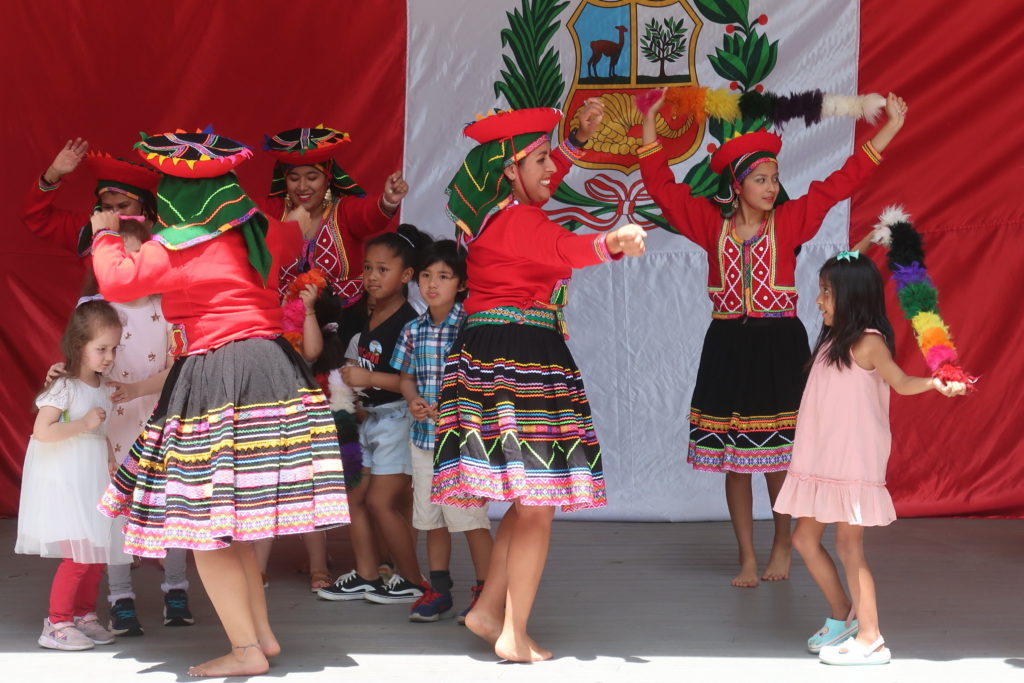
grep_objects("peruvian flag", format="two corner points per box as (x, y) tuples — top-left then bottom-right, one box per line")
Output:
(0, 0), (1020, 519)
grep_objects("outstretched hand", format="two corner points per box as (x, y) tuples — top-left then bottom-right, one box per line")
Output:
(642, 88), (668, 124)
(932, 377), (967, 397)
(383, 172), (409, 207)
(45, 138), (89, 183)
(883, 92), (908, 130)
(610, 224), (647, 257)
(574, 97), (606, 144)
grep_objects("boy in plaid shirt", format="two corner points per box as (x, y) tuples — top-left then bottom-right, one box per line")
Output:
(391, 240), (493, 623)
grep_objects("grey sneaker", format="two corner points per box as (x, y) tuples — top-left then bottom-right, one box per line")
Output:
(74, 613), (116, 644)
(38, 618), (94, 651)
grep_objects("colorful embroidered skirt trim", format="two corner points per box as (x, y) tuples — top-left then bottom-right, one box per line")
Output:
(431, 323), (606, 512)
(687, 317), (809, 474)
(99, 336), (349, 557)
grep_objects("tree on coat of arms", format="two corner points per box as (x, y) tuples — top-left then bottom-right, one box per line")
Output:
(640, 17), (688, 79)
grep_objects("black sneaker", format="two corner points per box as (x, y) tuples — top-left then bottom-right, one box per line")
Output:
(317, 570), (382, 601)
(163, 589), (195, 626)
(109, 597), (144, 636)
(363, 573), (425, 605)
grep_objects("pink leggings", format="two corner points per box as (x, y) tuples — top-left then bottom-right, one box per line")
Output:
(49, 559), (105, 624)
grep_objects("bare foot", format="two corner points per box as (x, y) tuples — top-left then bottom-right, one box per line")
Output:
(187, 646), (269, 677)
(731, 559), (759, 588)
(256, 624), (281, 658)
(465, 608), (502, 645)
(494, 631), (552, 662)
(761, 543), (791, 581)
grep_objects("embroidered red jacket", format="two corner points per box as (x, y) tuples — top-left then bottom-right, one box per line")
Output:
(260, 194), (395, 300)
(639, 144), (879, 318)
(465, 142), (620, 315)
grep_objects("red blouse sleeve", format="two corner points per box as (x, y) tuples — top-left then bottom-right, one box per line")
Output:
(637, 144), (718, 250)
(91, 231), (185, 302)
(496, 206), (620, 269)
(776, 145), (880, 245)
(339, 195), (396, 241)
(19, 178), (90, 254)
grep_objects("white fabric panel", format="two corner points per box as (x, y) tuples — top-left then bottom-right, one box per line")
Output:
(405, 0), (859, 520)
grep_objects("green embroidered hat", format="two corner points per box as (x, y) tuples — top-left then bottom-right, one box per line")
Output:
(264, 126), (365, 199)
(136, 128), (272, 283)
(445, 108), (562, 242)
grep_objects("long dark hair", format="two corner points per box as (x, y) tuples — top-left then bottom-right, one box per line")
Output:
(811, 255), (895, 369)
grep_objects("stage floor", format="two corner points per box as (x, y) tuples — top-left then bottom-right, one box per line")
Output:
(1, 518), (1021, 682)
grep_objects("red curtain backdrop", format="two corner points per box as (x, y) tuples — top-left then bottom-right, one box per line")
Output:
(1, 2), (1020, 519)
(0, 0), (407, 516)
(854, 1), (1024, 516)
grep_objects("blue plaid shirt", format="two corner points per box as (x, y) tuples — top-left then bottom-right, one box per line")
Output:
(390, 302), (465, 449)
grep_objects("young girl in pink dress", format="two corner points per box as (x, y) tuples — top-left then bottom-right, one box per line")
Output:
(773, 252), (965, 666)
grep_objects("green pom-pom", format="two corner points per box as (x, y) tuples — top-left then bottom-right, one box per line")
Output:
(897, 281), (939, 319)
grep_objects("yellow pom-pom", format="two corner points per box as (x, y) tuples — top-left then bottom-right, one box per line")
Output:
(911, 311), (948, 337)
(703, 88), (741, 122)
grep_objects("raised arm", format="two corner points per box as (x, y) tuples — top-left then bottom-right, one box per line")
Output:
(19, 139), (92, 252)
(636, 88), (718, 247)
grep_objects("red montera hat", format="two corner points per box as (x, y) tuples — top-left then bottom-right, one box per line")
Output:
(710, 129), (782, 175)
(463, 108), (563, 144)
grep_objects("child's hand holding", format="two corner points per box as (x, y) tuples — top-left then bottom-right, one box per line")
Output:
(408, 397), (432, 421)
(932, 377), (967, 397)
(83, 407), (106, 430)
(90, 210), (118, 235)
(298, 283), (318, 313)
(341, 365), (372, 389)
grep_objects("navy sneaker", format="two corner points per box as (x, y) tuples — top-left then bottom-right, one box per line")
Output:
(317, 570), (382, 601)
(456, 584), (483, 625)
(163, 589), (195, 626)
(363, 573), (425, 605)
(409, 587), (454, 622)
(109, 597), (144, 636)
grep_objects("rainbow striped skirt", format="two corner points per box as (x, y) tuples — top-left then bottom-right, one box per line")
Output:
(431, 318), (606, 512)
(99, 337), (349, 557)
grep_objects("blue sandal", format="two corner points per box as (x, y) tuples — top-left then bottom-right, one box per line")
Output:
(807, 617), (858, 653)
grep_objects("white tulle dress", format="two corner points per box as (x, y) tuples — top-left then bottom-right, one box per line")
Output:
(15, 377), (130, 564)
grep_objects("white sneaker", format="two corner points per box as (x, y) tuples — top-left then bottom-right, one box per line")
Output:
(38, 618), (94, 651)
(74, 613), (116, 644)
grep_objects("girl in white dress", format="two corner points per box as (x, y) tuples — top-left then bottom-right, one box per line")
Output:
(16, 300), (129, 650)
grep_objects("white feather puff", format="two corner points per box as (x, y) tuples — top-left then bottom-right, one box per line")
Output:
(821, 93), (885, 124)
(327, 369), (357, 414)
(870, 204), (911, 247)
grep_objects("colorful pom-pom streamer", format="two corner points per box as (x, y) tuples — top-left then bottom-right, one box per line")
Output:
(640, 86), (883, 130)
(877, 205), (977, 390)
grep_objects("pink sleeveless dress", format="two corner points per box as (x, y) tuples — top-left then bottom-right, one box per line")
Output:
(773, 330), (896, 526)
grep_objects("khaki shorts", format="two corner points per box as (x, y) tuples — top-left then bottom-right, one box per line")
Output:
(410, 443), (490, 532)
